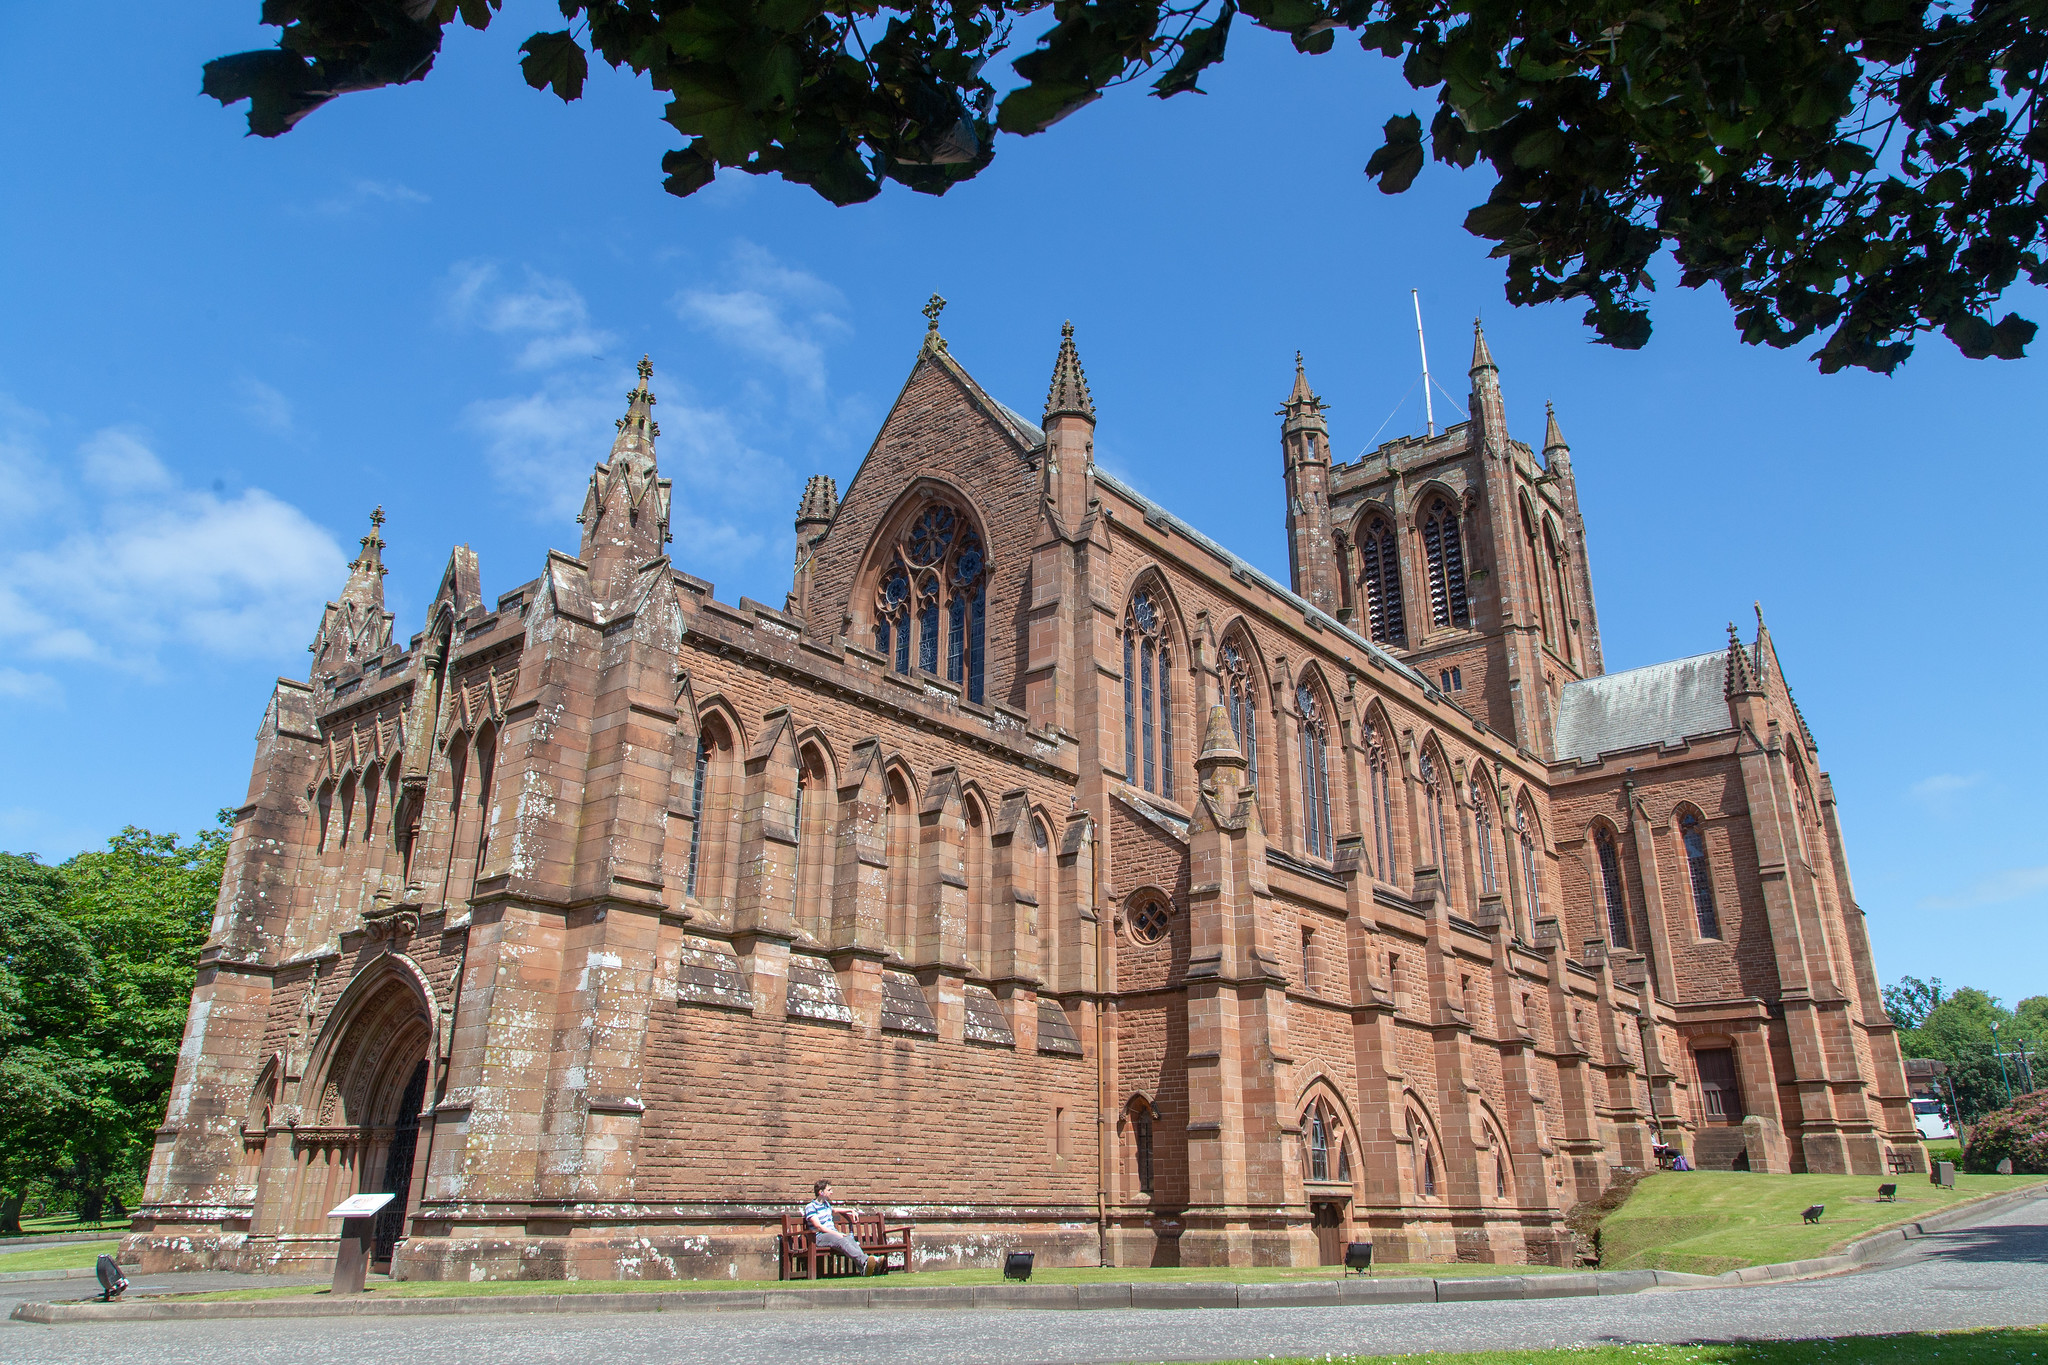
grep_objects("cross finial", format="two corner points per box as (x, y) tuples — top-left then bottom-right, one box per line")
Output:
(923, 294), (947, 330)
(369, 505), (385, 530)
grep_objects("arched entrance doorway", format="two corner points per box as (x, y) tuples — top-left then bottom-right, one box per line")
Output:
(297, 965), (435, 1268)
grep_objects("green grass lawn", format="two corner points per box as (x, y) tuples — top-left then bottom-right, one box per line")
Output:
(183, 1259), (1563, 1303)
(5, 1214), (130, 1240)
(0, 1239), (121, 1273)
(1206, 1326), (2048, 1365)
(1599, 1171), (2048, 1275)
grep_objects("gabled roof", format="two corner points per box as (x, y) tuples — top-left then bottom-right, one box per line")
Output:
(1553, 651), (1732, 764)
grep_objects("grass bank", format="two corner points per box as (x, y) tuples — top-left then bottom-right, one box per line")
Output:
(0, 1239), (120, 1273)
(182, 1259), (1559, 1303)
(1211, 1326), (2048, 1365)
(1599, 1171), (2047, 1275)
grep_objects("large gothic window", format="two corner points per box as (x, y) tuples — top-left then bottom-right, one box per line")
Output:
(1123, 589), (1173, 798)
(874, 504), (987, 704)
(1472, 778), (1498, 895)
(1297, 684), (1332, 858)
(1300, 1099), (1348, 1184)
(1681, 811), (1721, 939)
(1597, 825), (1631, 947)
(1220, 639), (1259, 787)
(1358, 514), (1406, 645)
(1422, 496), (1470, 629)
(1366, 722), (1394, 880)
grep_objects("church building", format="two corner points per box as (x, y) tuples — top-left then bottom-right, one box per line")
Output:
(128, 307), (1923, 1280)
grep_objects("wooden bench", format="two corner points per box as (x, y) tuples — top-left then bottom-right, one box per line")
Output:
(778, 1212), (915, 1280)
(1886, 1149), (1917, 1174)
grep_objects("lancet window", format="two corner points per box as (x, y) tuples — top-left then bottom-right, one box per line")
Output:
(1409, 1111), (1438, 1197)
(1357, 514), (1406, 645)
(1297, 684), (1332, 858)
(873, 503), (987, 704)
(1597, 825), (1631, 947)
(1422, 495), (1470, 629)
(686, 733), (710, 897)
(1518, 805), (1543, 921)
(1301, 1099), (1350, 1184)
(1420, 750), (1446, 873)
(1366, 723), (1394, 879)
(1219, 639), (1260, 786)
(1472, 778), (1498, 895)
(1681, 811), (1721, 938)
(1123, 589), (1173, 798)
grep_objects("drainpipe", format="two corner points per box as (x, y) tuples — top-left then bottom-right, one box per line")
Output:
(1093, 823), (1110, 1267)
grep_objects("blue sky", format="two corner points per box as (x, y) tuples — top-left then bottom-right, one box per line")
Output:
(4, 2), (2042, 1006)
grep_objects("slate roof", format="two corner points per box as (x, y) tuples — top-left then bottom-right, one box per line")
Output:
(1552, 651), (1733, 764)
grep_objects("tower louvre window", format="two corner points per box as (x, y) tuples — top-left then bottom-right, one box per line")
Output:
(1597, 825), (1630, 947)
(873, 503), (987, 703)
(1422, 496), (1470, 629)
(1123, 589), (1173, 799)
(1681, 811), (1721, 938)
(1358, 515), (1406, 645)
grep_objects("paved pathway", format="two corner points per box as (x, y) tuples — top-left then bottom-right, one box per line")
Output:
(5, 1197), (2043, 1365)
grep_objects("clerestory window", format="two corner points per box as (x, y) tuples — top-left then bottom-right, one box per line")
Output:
(1597, 825), (1631, 947)
(1219, 639), (1260, 787)
(1681, 811), (1721, 939)
(1123, 589), (1174, 798)
(1297, 684), (1333, 858)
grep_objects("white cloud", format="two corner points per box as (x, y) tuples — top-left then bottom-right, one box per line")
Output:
(307, 178), (430, 215)
(1909, 771), (1984, 815)
(0, 414), (344, 674)
(675, 241), (849, 394)
(1919, 865), (2048, 912)
(0, 668), (59, 705)
(235, 377), (294, 434)
(445, 262), (616, 370)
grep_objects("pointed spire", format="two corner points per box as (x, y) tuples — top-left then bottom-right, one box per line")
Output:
(796, 474), (838, 527)
(1470, 317), (1497, 376)
(580, 356), (673, 584)
(1544, 402), (1568, 454)
(1280, 350), (1327, 434)
(341, 506), (388, 609)
(1724, 622), (1764, 698)
(1196, 703), (1248, 775)
(1044, 320), (1095, 423)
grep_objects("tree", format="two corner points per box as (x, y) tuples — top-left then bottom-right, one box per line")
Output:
(0, 855), (100, 1235)
(1883, 975), (1945, 1031)
(1895, 984), (2045, 1127)
(0, 817), (227, 1231)
(203, 0), (2044, 373)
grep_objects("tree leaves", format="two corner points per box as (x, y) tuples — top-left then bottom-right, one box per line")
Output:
(203, 0), (2048, 372)
(521, 30), (589, 100)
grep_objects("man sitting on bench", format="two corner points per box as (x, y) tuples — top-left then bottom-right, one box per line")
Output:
(802, 1180), (883, 1276)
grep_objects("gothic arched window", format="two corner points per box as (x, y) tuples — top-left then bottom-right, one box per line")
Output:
(1219, 639), (1259, 787)
(1409, 1111), (1437, 1197)
(1472, 778), (1498, 895)
(874, 503), (988, 703)
(1420, 750), (1447, 873)
(1597, 825), (1631, 947)
(1366, 723), (1394, 879)
(1681, 811), (1721, 939)
(1297, 684), (1332, 858)
(1518, 805), (1543, 921)
(1358, 514), (1406, 645)
(1129, 1098), (1157, 1195)
(686, 732), (710, 897)
(1422, 496), (1470, 629)
(1123, 589), (1173, 798)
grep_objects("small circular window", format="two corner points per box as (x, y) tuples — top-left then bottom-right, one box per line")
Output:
(1130, 896), (1171, 944)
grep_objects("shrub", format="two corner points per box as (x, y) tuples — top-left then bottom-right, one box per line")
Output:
(1961, 1089), (2048, 1174)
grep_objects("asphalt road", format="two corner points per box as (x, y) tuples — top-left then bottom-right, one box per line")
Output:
(5, 1197), (2043, 1365)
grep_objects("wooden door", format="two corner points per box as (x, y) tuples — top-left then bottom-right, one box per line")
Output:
(1312, 1203), (1344, 1265)
(1694, 1048), (1745, 1123)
